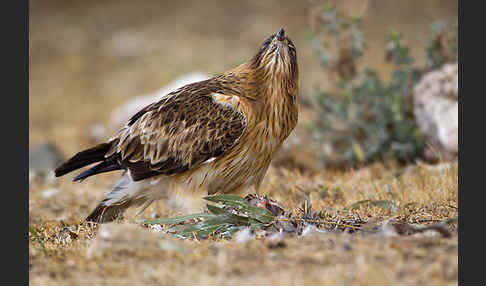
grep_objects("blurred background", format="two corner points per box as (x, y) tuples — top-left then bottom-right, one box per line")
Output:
(29, 3), (459, 284)
(29, 0), (458, 179)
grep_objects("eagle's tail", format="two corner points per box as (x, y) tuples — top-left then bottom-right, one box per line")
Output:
(55, 143), (121, 181)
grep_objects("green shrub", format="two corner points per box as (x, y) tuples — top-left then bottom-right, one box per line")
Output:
(308, 5), (457, 167)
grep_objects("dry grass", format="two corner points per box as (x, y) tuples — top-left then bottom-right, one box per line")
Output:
(29, 160), (458, 286)
(29, 1), (458, 285)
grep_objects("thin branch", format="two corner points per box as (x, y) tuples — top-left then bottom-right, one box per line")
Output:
(277, 217), (361, 230)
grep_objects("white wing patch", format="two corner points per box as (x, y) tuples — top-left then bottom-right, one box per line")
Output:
(211, 93), (241, 109)
(202, 157), (217, 164)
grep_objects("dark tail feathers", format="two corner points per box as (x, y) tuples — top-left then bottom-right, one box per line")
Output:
(55, 143), (121, 180)
(73, 160), (122, 182)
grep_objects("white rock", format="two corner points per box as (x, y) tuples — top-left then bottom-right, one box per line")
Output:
(148, 224), (163, 233)
(301, 224), (326, 236)
(29, 143), (64, 183)
(109, 72), (211, 130)
(375, 220), (398, 237)
(234, 227), (253, 243)
(266, 231), (284, 241)
(41, 188), (59, 199)
(413, 62), (458, 160)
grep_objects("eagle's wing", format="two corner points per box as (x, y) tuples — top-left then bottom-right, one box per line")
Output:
(105, 81), (246, 181)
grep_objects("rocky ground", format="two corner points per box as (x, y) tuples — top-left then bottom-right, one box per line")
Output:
(29, 159), (458, 286)
(29, 1), (458, 285)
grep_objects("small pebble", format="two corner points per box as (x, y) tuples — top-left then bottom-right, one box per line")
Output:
(41, 188), (59, 199)
(234, 227), (253, 243)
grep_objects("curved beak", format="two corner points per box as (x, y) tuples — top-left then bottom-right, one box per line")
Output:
(277, 28), (285, 41)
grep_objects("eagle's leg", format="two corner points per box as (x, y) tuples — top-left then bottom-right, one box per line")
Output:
(85, 172), (156, 223)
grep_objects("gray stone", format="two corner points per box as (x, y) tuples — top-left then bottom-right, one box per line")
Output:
(413, 62), (458, 161)
(29, 143), (65, 184)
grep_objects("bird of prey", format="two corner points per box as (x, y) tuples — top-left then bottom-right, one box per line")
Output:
(55, 28), (299, 223)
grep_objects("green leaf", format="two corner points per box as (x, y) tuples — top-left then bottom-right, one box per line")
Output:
(145, 213), (216, 225)
(172, 211), (253, 238)
(203, 194), (275, 223)
(219, 225), (244, 237)
(207, 204), (227, 215)
(148, 195), (276, 239)
(178, 216), (234, 238)
(29, 225), (38, 237)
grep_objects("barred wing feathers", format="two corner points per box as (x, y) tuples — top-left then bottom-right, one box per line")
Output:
(106, 83), (247, 181)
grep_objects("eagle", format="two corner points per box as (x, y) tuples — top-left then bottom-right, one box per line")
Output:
(55, 28), (299, 223)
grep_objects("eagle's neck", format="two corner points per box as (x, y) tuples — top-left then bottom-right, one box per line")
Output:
(261, 74), (298, 140)
(221, 62), (298, 140)
(245, 66), (299, 137)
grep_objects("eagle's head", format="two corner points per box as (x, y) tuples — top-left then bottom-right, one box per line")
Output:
(250, 28), (298, 84)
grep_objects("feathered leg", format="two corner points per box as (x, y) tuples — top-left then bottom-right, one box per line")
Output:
(85, 172), (155, 223)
